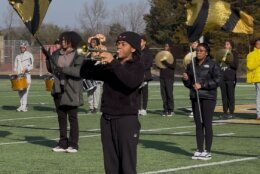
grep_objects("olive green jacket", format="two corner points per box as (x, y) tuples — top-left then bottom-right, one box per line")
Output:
(46, 50), (84, 106)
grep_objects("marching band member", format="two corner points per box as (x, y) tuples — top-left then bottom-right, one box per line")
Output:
(183, 43), (222, 160)
(14, 41), (34, 112)
(86, 36), (106, 113)
(220, 40), (239, 119)
(159, 42), (176, 117)
(45, 31), (84, 153)
(80, 31), (144, 174)
(139, 35), (153, 116)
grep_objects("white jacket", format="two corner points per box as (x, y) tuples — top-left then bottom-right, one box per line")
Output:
(14, 51), (34, 74)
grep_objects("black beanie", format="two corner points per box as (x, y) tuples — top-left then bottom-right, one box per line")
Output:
(116, 31), (141, 56)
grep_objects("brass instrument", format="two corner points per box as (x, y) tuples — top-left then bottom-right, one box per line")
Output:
(183, 51), (196, 68)
(155, 51), (174, 69)
(215, 49), (233, 64)
(77, 42), (117, 60)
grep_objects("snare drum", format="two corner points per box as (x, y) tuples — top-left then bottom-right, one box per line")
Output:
(10, 74), (28, 91)
(83, 79), (98, 91)
(44, 75), (54, 91)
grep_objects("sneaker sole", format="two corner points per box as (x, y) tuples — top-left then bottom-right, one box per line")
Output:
(52, 149), (66, 152)
(198, 157), (212, 160)
(191, 156), (199, 160)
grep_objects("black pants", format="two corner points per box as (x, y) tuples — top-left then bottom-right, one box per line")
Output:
(220, 81), (236, 114)
(191, 99), (216, 152)
(54, 97), (79, 149)
(140, 83), (149, 110)
(101, 114), (140, 174)
(160, 78), (174, 113)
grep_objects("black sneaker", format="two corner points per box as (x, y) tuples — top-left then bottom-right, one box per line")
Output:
(91, 108), (97, 113)
(227, 114), (234, 119)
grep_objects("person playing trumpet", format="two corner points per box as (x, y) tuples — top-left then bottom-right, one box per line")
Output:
(219, 40), (239, 119)
(85, 36), (106, 113)
(80, 31), (144, 174)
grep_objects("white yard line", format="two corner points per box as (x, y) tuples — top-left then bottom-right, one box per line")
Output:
(139, 156), (260, 174)
(215, 133), (235, 137)
(171, 132), (191, 135)
(0, 134), (100, 146)
(0, 113), (87, 122)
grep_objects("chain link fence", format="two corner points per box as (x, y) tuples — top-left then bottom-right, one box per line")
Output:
(0, 39), (247, 80)
(0, 39), (54, 76)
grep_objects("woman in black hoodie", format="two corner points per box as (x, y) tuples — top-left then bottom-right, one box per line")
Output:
(80, 32), (144, 174)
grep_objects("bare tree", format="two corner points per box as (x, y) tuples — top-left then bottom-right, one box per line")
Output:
(2, 6), (19, 40)
(111, 1), (149, 33)
(78, 0), (107, 34)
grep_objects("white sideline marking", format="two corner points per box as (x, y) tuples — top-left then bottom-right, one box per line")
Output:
(141, 123), (225, 132)
(215, 133), (235, 137)
(140, 156), (260, 174)
(0, 134), (100, 146)
(0, 113), (87, 122)
(171, 132), (190, 135)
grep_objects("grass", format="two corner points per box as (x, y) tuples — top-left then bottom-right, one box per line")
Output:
(0, 79), (259, 174)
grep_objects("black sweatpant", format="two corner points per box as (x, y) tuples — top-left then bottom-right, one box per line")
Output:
(101, 114), (141, 174)
(160, 78), (174, 113)
(140, 83), (149, 110)
(220, 81), (236, 114)
(191, 99), (216, 152)
(54, 98), (79, 149)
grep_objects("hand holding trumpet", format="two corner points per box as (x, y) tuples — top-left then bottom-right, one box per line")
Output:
(99, 52), (114, 64)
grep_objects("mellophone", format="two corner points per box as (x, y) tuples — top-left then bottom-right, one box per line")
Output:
(10, 74), (28, 91)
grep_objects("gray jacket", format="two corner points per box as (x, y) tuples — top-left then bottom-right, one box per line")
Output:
(47, 50), (84, 106)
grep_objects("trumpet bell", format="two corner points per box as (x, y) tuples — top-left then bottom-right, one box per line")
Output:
(155, 51), (174, 69)
(183, 51), (196, 68)
(215, 49), (233, 63)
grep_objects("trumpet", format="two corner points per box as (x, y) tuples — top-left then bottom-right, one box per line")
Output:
(77, 42), (118, 60)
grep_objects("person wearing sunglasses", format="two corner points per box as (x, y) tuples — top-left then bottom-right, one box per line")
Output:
(183, 43), (222, 160)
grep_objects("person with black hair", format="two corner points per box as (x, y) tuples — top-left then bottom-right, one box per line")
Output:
(85, 37), (105, 114)
(183, 43), (222, 160)
(219, 40), (239, 119)
(45, 31), (84, 153)
(80, 31), (144, 174)
(159, 42), (176, 117)
(138, 35), (153, 116)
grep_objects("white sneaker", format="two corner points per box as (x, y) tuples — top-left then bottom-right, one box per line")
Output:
(52, 146), (66, 152)
(16, 106), (23, 112)
(167, 112), (174, 117)
(191, 151), (202, 160)
(189, 112), (194, 118)
(198, 151), (212, 160)
(139, 109), (147, 116)
(21, 107), (28, 112)
(66, 147), (78, 153)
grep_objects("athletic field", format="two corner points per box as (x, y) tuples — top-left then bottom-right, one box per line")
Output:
(0, 79), (259, 174)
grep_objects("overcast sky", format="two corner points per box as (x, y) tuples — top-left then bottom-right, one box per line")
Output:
(0, 0), (148, 29)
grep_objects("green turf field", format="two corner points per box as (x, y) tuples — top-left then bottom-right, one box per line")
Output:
(0, 79), (259, 174)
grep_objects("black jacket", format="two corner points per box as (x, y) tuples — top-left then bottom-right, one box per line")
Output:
(219, 50), (239, 82)
(183, 56), (222, 100)
(160, 55), (176, 79)
(140, 47), (153, 81)
(80, 58), (145, 116)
